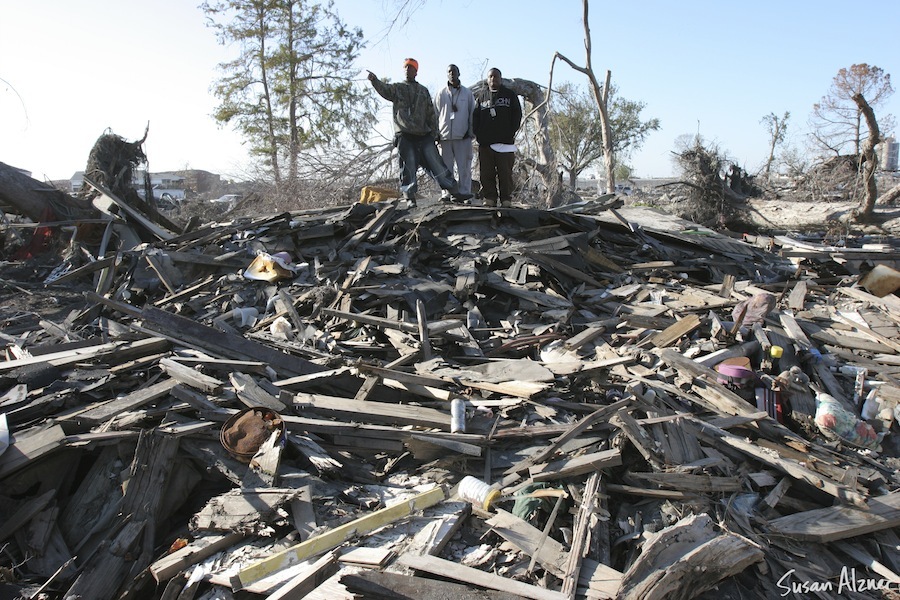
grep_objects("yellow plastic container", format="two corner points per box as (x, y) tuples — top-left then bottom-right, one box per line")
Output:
(359, 186), (401, 204)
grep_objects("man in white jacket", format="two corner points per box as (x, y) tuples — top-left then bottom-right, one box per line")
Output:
(434, 64), (475, 202)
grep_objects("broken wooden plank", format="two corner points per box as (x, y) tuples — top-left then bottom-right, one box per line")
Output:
(562, 472), (600, 599)
(767, 490), (900, 542)
(618, 513), (763, 600)
(150, 532), (245, 582)
(236, 486), (445, 589)
(342, 570), (525, 600)
(485, 508), (568, 578)
(76, 378), (178, 425)
(528, 449), (622, 482)
(399, 553), (566, 600)
(292, 392), (451, 430)
(0, 424), (67, 480)
(642, 313), (702, 349)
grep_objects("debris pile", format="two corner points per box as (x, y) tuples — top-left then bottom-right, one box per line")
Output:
(2, 173), (900, 599)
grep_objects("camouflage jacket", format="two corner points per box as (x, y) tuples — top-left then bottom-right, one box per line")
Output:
(371, 78), (438, 138)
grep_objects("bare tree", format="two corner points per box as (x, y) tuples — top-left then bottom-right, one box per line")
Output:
(810, 64), (894, 157)
(550, 82), (659, 191)
(549, 0), (615, 194)
(760, 111), (790, 183)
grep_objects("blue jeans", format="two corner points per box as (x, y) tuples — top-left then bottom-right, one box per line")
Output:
(397, 133), (457, 199)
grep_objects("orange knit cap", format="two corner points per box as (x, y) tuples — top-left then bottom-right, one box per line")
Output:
(403, 58), (419, 71)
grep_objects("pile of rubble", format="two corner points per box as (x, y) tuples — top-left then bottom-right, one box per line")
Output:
(2, 174), (900, 600)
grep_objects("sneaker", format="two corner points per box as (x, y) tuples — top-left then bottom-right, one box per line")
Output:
(500, 200), (512, 208)
(454, 193), (474, 202)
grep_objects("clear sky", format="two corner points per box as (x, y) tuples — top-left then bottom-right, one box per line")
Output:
(2, 0), (899, 182)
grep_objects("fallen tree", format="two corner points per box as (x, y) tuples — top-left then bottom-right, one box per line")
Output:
(0, 161), (93, 223)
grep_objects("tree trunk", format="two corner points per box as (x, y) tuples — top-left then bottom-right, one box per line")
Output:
(877, 182), (900, 206)
(0, 162), (94, 223)
(568, 170), (577, 191)
(551, 0), (615, 194)
(852, 93), (880, 219)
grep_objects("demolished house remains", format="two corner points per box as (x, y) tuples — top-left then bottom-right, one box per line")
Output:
(1, 148), (900, 600)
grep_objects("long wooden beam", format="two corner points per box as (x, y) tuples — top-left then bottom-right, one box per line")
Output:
(235, 486), (445, 589)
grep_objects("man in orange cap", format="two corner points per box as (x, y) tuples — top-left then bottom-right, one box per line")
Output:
(368, 58), (459, 206)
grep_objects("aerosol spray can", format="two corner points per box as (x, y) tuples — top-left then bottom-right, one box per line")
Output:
(450, 398), (466, 433)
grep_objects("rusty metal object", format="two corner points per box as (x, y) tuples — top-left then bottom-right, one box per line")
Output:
(220, 407), (284, 463)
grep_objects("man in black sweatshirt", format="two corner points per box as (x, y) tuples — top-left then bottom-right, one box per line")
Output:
(473, 67), (522, 207)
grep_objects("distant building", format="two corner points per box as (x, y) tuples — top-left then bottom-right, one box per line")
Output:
(71, 171), (85, 192)
(177, 169), (221, 194)
(68, 169), (222, 198)
(881, 136), (898, 171)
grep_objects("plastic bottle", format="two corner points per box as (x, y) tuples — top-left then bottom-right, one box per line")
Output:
(769, 345), (783, 373)
(457, 476), (500, 510)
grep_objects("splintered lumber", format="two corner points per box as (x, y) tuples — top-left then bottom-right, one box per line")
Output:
(242, 429), (283, 488)
(833, 541), (900, 585)
(191, 488), (302, 534)
(339, 547), (395, 568)
(485, 508), (569, 578)
(0, 336), (170, 373)
(76, 378), (178, 424)
(158, 357), (224, 393)
(0, 424), (67, 480)
(778, 309), (821, 359)
(0, 489), (56, 545)
(767, 490), (900, 542)
(838, 285), (900, 315)
(253, 550), (339, 598)
(235, 486), (445, 589)
(642, 313), (702, 348)
(83, 175), (176, 240)
(690, 418), (868, 507)
(528, 448), (622, 482)
(562, 472), (600, 599)
(321, 307), (461, 337)
(483, 271), (574, 309)
(618, 513), (763, 600)
(400, 501), (469, 560)
(578, 559), (623, 600)
(623, 472), (742, 493)
(787, 279), (808, 310)
(399, 554), (566, 600)
(138, 306), (323, 377)
(504, 398), (629, 476)
(292, 392), (451, 429)
(342, 570), (525, 600)
(150, 532), (245, 582)
(64, 431), (179, 600)
(609, 410), (663, 467)
(658, 348), (797, 442)
(230, 372), (290, 412)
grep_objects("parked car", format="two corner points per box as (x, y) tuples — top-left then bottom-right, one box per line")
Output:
(211, 194), (241, 206)
(156, 193), (182, 211)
